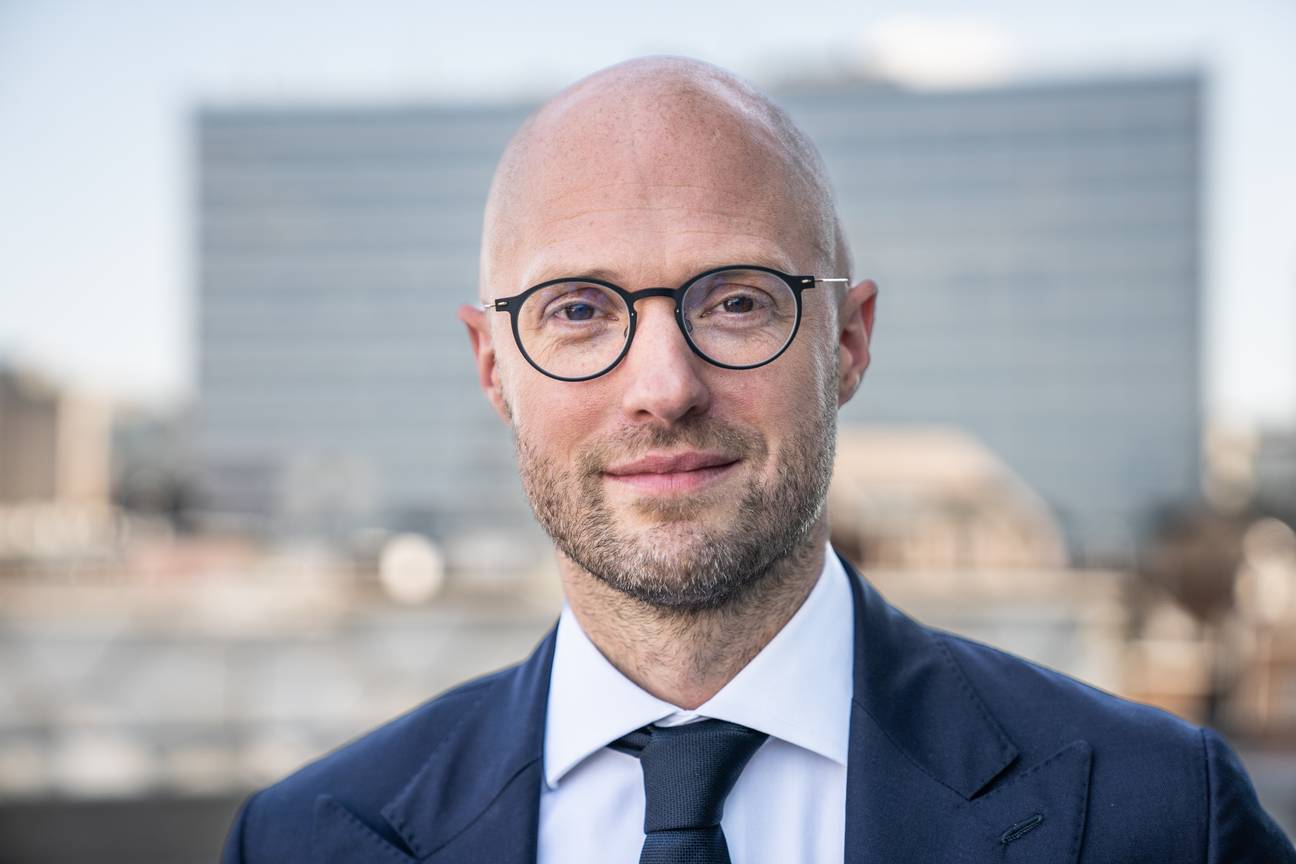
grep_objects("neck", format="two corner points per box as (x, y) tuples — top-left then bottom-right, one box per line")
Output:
(559, 520), (829, 710)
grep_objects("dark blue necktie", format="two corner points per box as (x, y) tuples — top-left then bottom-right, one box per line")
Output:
(609, 718), (769, 864)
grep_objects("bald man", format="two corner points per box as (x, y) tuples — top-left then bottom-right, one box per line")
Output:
(222, 58), (1294, 863)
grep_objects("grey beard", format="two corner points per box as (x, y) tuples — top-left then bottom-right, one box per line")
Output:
(511, 371), (838, 612)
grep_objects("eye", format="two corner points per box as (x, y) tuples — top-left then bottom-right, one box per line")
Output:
(558, 302), (597, 321)
(721, 295), (756, 314)
(705, 286), (770, 317)
(538, 285), (619, 324)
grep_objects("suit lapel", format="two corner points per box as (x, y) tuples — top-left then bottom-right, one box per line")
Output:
(311, 554), (1092, 863)
(839, 555), (1092, 863)
(312, 624), (556, 864)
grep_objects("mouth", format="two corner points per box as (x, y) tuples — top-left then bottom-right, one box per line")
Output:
(601, 451), (741, 494)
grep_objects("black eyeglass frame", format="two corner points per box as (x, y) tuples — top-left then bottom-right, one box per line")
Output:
(482, 264), (849, 382)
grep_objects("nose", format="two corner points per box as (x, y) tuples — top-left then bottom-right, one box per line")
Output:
(616, 297), (711, 425)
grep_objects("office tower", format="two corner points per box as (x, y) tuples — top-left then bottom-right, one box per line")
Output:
(197, 71), (1201, 563)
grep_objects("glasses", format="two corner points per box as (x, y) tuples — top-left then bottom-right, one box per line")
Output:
(482, 264), (848, 382)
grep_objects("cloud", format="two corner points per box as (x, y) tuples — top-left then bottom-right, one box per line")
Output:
(860, 14), (1018, 88)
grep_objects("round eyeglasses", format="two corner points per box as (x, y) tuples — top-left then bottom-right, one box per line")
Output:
(482, 264), (848, 382)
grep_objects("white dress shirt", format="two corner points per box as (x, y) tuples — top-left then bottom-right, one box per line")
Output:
(538, 545), (854, 864)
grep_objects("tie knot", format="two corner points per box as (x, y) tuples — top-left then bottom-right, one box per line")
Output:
(611, 719), (769, 833)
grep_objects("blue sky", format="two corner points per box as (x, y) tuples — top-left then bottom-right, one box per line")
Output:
(1, 0), (1293, 426)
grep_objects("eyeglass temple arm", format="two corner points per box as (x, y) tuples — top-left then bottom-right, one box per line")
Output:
(807, 277), (849, 286)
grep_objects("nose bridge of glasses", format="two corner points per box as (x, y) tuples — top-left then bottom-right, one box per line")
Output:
(623, 286), (679, 315)
(619, 286), (701, 380)
(622, 287), (684, 339)
(623, 287), (687, 346)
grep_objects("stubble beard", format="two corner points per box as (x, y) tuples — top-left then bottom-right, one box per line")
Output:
(511, 370), (838, 612)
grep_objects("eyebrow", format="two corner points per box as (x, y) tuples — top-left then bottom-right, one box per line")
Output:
(523, 257), (801, 288)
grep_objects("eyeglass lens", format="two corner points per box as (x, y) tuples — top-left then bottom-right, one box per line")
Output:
(515, 268), (798, 379)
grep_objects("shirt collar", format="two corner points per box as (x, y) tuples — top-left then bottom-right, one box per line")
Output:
(543, 545), (854, 789)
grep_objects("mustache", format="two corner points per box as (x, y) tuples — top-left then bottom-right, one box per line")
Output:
(577, 417), (768, 475)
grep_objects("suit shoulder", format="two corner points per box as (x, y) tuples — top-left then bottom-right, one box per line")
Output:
(232, 662), (520, 861)
(933, 628), (1296, 860)
(933, 626), (1202, 755)
(273, 663), (508, 794)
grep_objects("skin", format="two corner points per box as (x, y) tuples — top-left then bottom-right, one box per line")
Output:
(459, 57), (877, 710)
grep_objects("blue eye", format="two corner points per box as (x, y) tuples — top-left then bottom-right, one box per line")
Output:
(561, 303), (597, 321)
(539, 286), (618, 324)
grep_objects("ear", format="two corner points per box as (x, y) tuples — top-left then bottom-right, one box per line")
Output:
(457, 303), (511, 423)
(836, 279), (877, 407)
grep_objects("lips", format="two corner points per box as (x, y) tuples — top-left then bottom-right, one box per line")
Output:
(603, 452), (738, 476)
(601, 451), (740, 494)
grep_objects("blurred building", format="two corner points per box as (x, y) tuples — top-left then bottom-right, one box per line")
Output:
(1203, 423), (1296, 525)
(827, 423), (1296, 744)
(195, 103), (535, 539)
(196, 71), (1202, 563)
(782, 72), (1203, 565)
(111, 404), (201, 532)
(0, 366), (115, 568)
(829, 424), (1067, 570)
(0, 366), (109, 506)
(0, 534), (557, 800)
(1229, 516), (1296, 742)
(1255, 429), (1296, 522)
(1124, 513), (1296, 741)
(829, 423), (1123, 692)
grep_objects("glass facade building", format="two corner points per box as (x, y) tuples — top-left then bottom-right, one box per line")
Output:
(785, 73), (1202, 562)
(196, 71), (1201, 563)
(197, 104), (535, 538)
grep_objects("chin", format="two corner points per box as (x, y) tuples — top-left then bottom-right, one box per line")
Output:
(625, 492), (730, 525)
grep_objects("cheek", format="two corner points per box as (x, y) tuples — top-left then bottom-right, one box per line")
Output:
(510, 373), (608, 457)
(739, 344), (834, 453)
(713, 365), (802, 453)
(803, 304), (840, 376)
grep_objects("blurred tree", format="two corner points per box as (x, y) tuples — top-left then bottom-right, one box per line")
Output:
(1141, 502), (1252, 726)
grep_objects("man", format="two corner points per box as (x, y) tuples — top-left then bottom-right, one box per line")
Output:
(223, 57), (1295, 863)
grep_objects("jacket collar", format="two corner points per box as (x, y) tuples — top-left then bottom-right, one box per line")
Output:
(839, 553), (1092, 863)
(841, 552), (1019, 799)
(314, 551), (1091, 863)
(316, 626), (558, 863)
(378, 625), (554, 860)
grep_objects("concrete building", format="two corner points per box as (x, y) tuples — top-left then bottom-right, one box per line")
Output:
(0, 368), (61, 503)
(0, 366), (110, 505)
(0, 367), (113, 564)
(196, 71), (1202, 562)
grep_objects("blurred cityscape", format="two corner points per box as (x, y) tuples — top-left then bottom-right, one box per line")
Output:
(3, 68), (1296, 861)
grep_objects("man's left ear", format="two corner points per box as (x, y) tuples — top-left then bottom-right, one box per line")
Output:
(836, 279), (877, 406)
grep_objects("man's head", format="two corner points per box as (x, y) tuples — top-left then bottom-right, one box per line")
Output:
(460, 57), (876, 611)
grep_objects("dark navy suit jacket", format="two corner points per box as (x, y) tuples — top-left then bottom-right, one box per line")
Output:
(223, 554), (1295, 863)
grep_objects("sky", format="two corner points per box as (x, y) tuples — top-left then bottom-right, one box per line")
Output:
(1, 0), (1293, 427)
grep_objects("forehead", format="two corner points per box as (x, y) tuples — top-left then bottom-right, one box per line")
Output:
(492, 79), (826, 289)
(515, 181), (804, 287)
